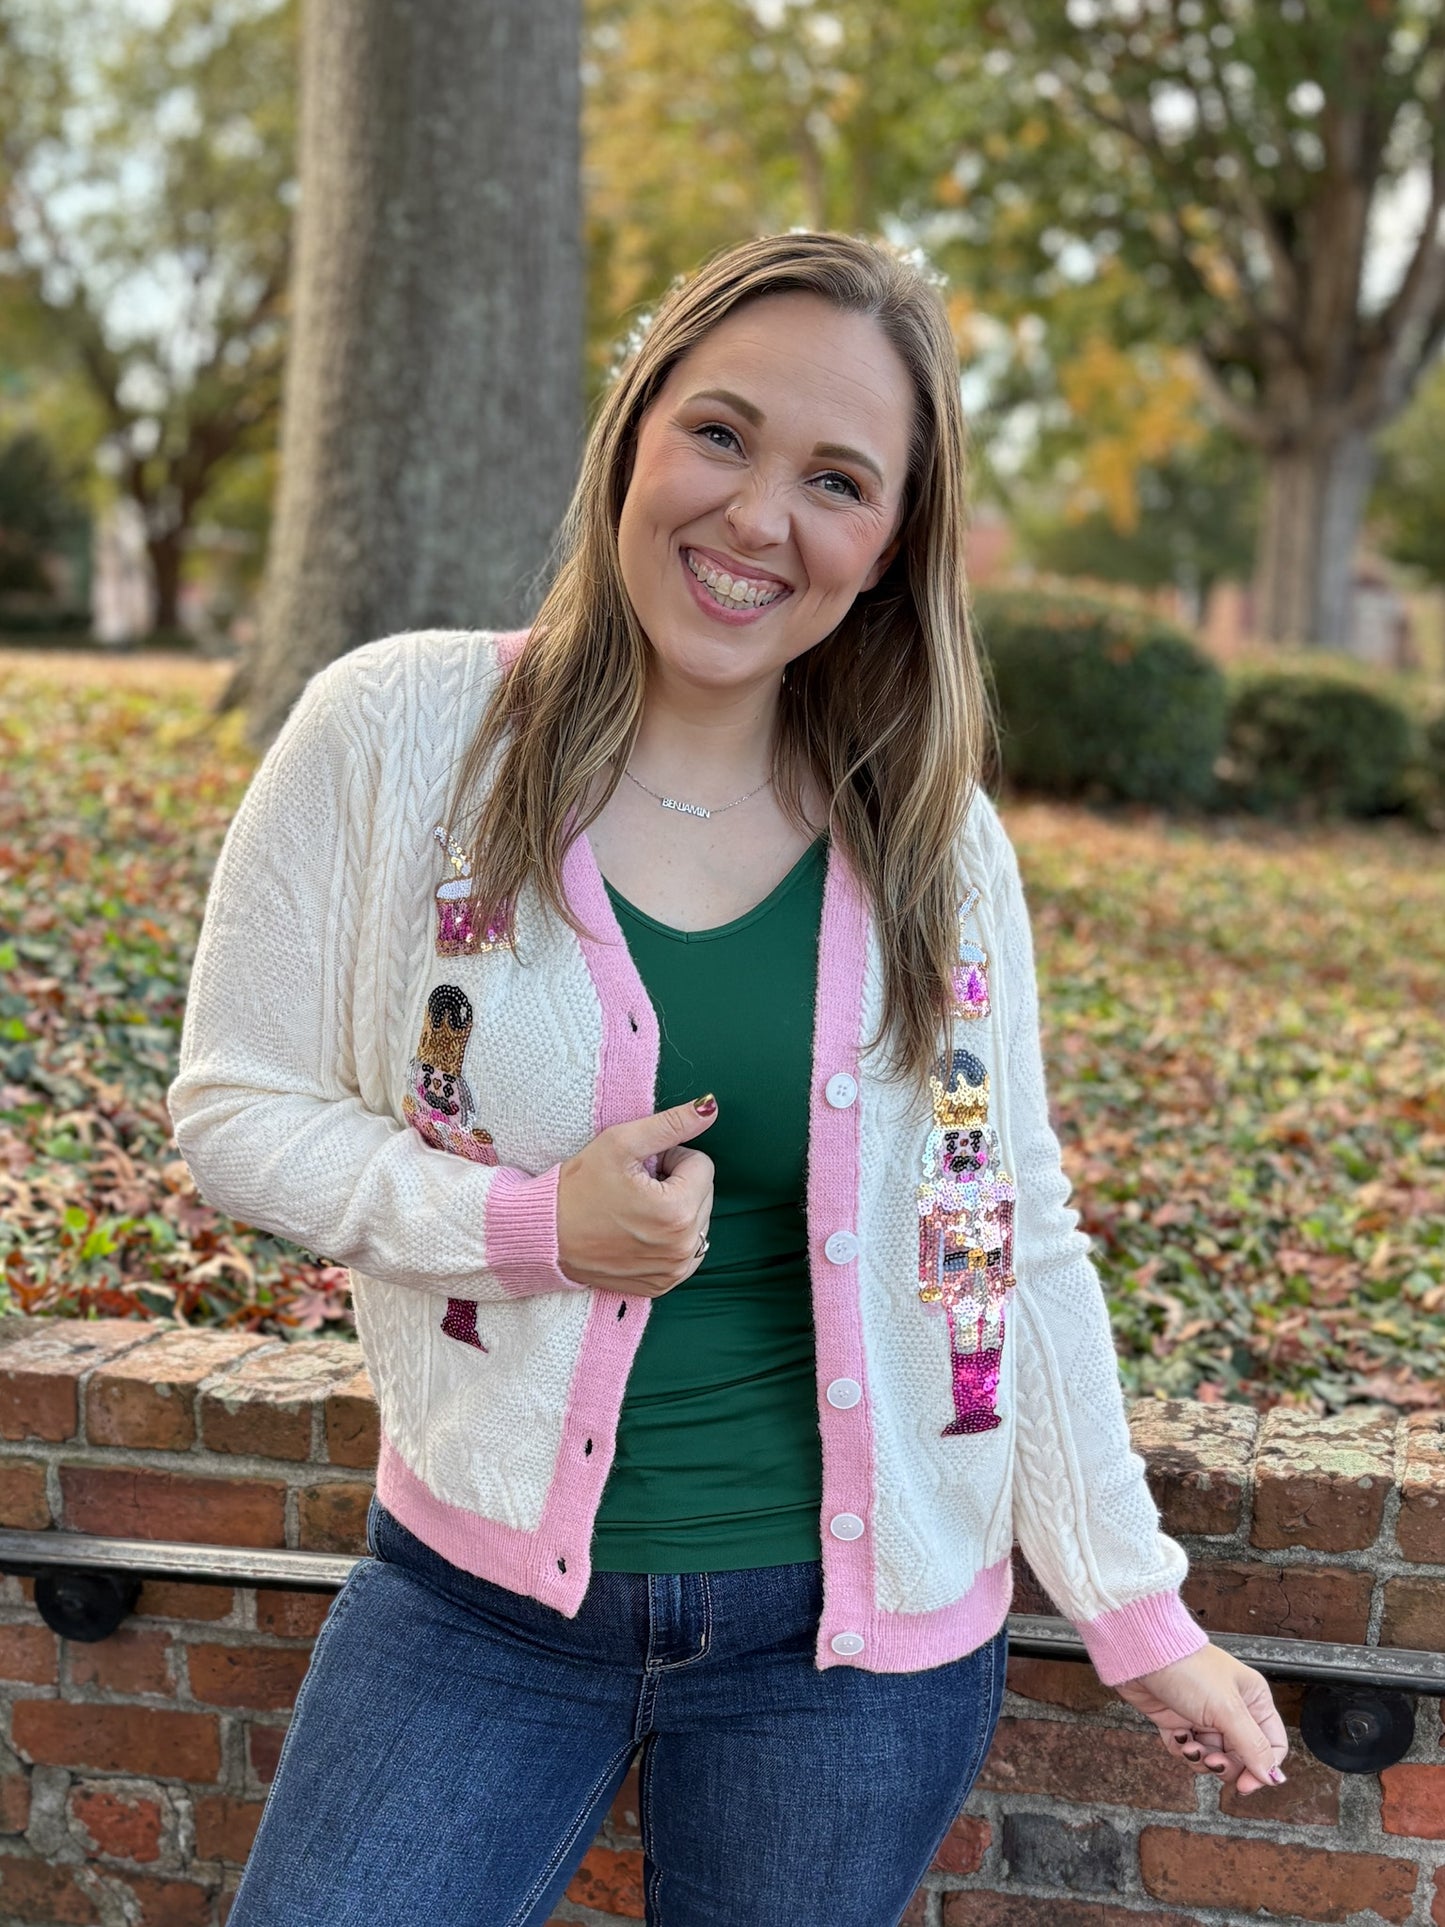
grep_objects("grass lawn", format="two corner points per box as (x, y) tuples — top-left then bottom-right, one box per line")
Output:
(2, 651), (1441, 1410)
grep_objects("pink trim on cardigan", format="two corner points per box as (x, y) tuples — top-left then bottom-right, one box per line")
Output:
(803, 840), (890, 1668)
(379, 813), (659, 1617)
(377, 1431), (580, 1610)
(379, 1425), (1018, 1667)
(1076, 1585), (1210, 1686)
(511, 817), (661, 1613)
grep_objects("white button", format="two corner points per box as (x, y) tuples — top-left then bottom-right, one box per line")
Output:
(826, 1378), (862, 1409)
(830, 1631), (865, 1657)
(824, 1231), (860, 1265)
(829, 1513), (865, 1541)
(825, 1072), (858, 1109)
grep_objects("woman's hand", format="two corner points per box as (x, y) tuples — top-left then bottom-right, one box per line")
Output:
(1113, 1644), (1288, 1796)
(556, 1096), (718, 1296)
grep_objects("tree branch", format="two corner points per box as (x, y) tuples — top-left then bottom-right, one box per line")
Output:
(1189, 349), (1270, 446)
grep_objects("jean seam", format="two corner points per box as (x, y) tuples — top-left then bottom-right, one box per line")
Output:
(238, 1562), (378, 1860)
(641, 1734), (664, 1927)
(505, 1738), (638, 1927)
(887, 1626), (1005, 1926)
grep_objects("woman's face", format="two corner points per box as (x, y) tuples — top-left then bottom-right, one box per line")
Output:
(616, 291), (916, 697)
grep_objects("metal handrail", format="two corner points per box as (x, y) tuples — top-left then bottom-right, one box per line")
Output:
(0, 1527), (353, 1595)
(1, 1528), (1442, 1696)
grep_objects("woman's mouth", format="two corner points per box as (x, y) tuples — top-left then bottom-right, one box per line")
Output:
(682, 548), (791, 614)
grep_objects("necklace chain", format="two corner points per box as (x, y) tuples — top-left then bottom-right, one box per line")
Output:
(619, 763), (772, 821)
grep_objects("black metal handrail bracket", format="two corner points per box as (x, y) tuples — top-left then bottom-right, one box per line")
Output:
(1, 1530), (1438, 1773)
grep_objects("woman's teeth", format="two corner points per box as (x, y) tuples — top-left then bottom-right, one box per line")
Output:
(685, 550), (786, 608)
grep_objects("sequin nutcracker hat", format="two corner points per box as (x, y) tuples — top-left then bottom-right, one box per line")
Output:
(929, 1047), (991, 1130)
(416, 985), (474, 1077)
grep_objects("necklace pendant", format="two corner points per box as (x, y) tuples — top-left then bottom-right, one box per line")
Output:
(661, 797), (710, 819)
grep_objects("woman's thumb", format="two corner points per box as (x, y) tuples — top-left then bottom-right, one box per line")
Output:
(617, 1095), (718, 1168)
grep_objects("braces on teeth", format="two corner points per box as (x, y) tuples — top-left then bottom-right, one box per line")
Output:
(686, 550), (785, 607)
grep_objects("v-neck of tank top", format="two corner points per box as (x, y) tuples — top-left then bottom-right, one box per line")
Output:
(602, 835), (828, 944)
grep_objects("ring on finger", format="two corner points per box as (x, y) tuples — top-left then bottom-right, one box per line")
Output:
(694, 1233), (710, 1260)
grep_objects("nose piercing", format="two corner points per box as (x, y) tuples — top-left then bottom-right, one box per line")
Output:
(726, 503), (739, 527)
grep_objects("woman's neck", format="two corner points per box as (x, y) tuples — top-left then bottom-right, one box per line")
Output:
(628, 665), (783, 791)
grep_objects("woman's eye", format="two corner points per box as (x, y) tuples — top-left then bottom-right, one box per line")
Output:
(815, 471), (863, 500)
(696, 422), (741, 452)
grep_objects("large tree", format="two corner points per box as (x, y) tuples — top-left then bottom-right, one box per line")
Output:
(245, 0), (583, 745)
(0, 0), (295, 633)
(585, 0), (1445, 648)
(977, 0), (1445, 648)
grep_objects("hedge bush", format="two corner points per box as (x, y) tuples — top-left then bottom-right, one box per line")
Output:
(972, 587), (1226, 806)
(1401, 700), (1445, 831)
(1219, 667), (1414, 819)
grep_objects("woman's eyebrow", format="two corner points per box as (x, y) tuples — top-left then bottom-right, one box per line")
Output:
(687, 386), (764, 425)
(812, 440), (884, 487)
(684, 388), (885, 486)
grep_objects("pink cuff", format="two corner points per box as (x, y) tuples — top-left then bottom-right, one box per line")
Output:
(482, 1165), (580, 1298)
(1075, 1587), (1210, 1686)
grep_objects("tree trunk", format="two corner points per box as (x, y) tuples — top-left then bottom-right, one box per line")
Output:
(245, 0), (582, 746)
(1253, 430), (1376, 650)
(147, 527), (183, 636)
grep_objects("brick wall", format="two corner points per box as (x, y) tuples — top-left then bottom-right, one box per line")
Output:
(0, 1317), (1440, 1927)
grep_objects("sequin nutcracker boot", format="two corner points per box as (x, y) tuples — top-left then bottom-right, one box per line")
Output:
(941, 1309), (1004, 1436)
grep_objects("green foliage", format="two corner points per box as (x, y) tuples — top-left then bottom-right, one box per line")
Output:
(582, 0), (983, 389)
(0, 433), (87, 594)
(1372, 356), (1445, 587)
(1400, 700), (1445, 832)
(974, 586), (1226, 807)
(0, 0), (296, 615)
(1220, 666), (1415, 820)
(1015, 430), (1261, 602)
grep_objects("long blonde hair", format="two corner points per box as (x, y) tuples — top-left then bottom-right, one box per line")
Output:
(453, 230), (994, 1091)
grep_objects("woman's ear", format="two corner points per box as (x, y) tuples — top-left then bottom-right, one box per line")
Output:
(862, 535), (902, 592)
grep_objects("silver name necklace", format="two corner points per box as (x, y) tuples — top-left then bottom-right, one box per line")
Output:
(618, 763), (772, 821)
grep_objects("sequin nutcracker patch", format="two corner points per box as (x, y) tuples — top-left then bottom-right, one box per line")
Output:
(915, 890), (1016, 1436)
(432, 826), (512, 956)
(402, 982), (497, 1353)
(951, 887), (990, 1021)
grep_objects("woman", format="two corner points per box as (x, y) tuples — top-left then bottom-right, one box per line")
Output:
(170, 231), (1285, 1927)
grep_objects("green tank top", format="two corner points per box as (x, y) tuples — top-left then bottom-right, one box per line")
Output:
(590, 836), (828, 1573)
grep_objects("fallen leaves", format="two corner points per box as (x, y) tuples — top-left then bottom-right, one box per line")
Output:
(0, 660), (353, 1339)
(1010, 797), (1444, 1412)
(3, 660), (1441, 1404)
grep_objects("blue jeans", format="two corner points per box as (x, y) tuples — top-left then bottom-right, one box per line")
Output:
(228, 1496), (1006, 1926)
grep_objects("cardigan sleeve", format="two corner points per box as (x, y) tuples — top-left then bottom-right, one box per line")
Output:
(982, 808), (1210, 1685)
(167, 651), (580, 1302)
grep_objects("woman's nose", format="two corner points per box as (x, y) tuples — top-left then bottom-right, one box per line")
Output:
(725, 476), (790, 549)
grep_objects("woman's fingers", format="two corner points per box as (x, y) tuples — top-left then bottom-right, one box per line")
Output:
(1150, 1700), (1286, 1792)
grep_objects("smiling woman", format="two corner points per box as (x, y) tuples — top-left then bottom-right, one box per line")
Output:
(169, 231), (1287, 1927)
(618, 303), (909, 659)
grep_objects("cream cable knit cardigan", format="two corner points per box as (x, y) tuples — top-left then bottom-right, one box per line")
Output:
(169, 628), (1209, 1682)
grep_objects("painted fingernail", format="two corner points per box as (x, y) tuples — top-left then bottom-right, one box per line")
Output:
(1182, 1746), (1203, 1761)
(1206, 1761), (1226, 1774)
(693, 1094), (717, 1115)
(1269, 1767), (1287, 1785)
(1171, 1732), (1191, 1744)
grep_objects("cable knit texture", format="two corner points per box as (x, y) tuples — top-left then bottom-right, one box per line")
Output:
(169, 629), (1208, 1682)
